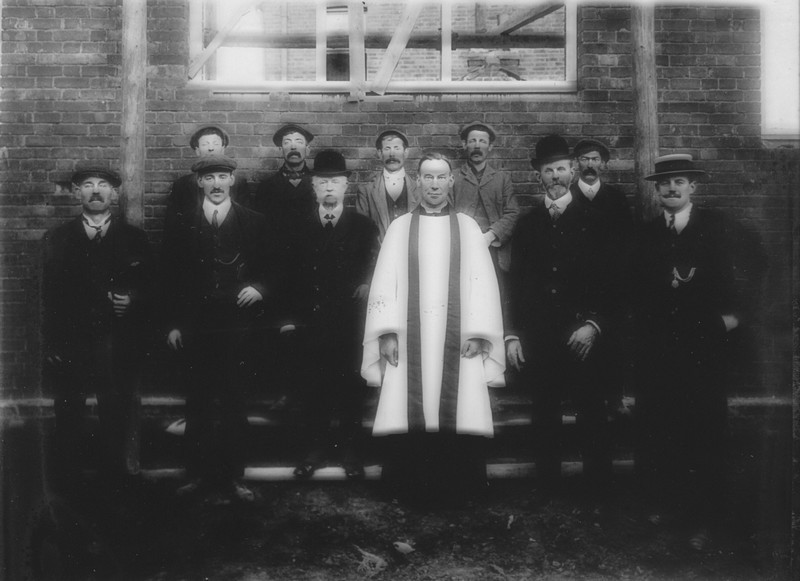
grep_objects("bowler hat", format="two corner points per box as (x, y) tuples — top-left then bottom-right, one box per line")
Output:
(273, 123), (314, 147)
(191, 155), (238, 175)
(312, 150), (351, 177)
(375, 128), (410, 149)
(71, 161), (121, 187)
(644, 154), (707, 181)
(459, 121), (497, 142)
(530, 134), (571, 169)
(189, 125), (230, 149)
(573, 139), (610, 163)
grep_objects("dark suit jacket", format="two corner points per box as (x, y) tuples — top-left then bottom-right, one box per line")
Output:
(286, 208), (379, 366)
(42, 216), (154, 366)
(165, 173), (250, 233)
(633, 206), (736, 367)
(506, 200), (611, 354)
(161, 202), (277, 333)
(570, 181), (632, 245)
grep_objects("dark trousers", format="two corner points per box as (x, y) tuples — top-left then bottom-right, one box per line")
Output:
(182, 302), (257, 483)
(48, 335), (141, 490)
(522, 346), (613, 496)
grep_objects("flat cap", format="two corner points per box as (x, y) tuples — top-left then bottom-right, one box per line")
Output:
(375, 128), (410, 149)
(189, 125), (230, 149)
(459, 121), (497, 142)
(273, 123), (314, 147)
(71, 161), (121, 187)
(573, 139), (610, 163)
(191, 155), (238, 175)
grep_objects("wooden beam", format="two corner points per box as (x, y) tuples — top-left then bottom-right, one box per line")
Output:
(348, 0), (366, 100)
(187, 0), (261, 80)
(487, 2), (563, 36)
(370, 2), (425, 95)
(120, 0), (146, 229)
(441, 2), (452, 82)
(631, 4), (660, 221)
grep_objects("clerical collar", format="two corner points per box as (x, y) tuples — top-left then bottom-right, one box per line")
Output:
(203, 197), (232, 226)
(319, 203), (343, 226)
(578, 179), (601, 200)
(544, 191), (572, 213)
(419, 203), (450, 216)
(664, 202), (692, 234)
(82, 213), (111, 240)
(281, 163), (311, 180)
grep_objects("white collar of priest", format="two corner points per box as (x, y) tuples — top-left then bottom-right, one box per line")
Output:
(203, 197), (232, 226)
(578, 179), (601, 199)
(319, 202), (343, 226)
(544, 191), (572, 213)
(664, 202), (692, 233)
(419, 202), (451, 216)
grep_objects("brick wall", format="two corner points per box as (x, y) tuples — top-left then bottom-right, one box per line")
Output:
(0, 1), (795, 399)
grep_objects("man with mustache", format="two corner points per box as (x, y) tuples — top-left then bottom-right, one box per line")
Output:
(164, 125), (250, 235)
(42, 162), (155, 495)
(633, 154), (739, 550)
(452, 121), (519, 279)
(163, 155), (276, 504)
(283, 150), (379, 481)
(570, 138), (634, 422)
(356, 128), (420, 241)
(505, 135), (614, 507)
(362, 152), (505, 507)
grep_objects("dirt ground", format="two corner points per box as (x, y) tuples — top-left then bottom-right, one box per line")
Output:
(25, 466), (789, 581)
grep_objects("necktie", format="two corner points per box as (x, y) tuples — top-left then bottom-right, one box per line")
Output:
(212, 209), (219, 230)
(668, 213), (676, 234)
(83, 217), (105, 243)
(324, 214), (334, 231)
(549, 204), (561, 222)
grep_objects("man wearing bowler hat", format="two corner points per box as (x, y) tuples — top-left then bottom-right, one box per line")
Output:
(633, 154), (739, 550)
(356, 128), (420, 241)
(162, 154), (276, 503)
(505, 135), (614, 505)
(282, 150), (379, 480)
(452, 121), (519, 277)
(164, 125), (250, 234)
(42, 161), (155, 493)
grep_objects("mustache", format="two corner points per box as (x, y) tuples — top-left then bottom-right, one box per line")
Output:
(384, 157), (400, 163)
(210, 188), (224, 193)
(581, 168), (598, 177)
(286, 151), (301, 158)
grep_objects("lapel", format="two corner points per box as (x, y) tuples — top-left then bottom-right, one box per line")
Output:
(406, 175), (421, 210)
(371, 173), (391, 229)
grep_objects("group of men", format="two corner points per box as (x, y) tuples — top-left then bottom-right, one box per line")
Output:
(42, 121), (740, 547)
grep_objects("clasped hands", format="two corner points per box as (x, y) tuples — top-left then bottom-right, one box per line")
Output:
(506, 323), (598, 371)
(378, 333), (488, 367)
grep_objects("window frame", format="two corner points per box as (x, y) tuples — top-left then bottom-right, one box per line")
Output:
(187, 0), (578, 96)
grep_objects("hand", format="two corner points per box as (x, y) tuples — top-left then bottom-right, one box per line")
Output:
(482, 230), (498, 247)
(352, 284), (370, 301)
(461, 338), (487, 359)
(279, 324), (296, 334)
(167, 329), (183, 351)
(109, 292), (132, 317)
(567, 324), (598, 361)
(379, 333), (399, 367)
(506, 339), (526, 371)
(237, 286), (263, 308)
(722, 314), (739, 332)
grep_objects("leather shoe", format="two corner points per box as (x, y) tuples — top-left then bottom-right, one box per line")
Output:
(293, 463), (317, 479)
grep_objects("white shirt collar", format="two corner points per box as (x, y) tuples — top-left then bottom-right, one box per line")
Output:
(664, 202), (692, 234)
(383, 168), (406, 182)
(578, 179), (601, 200)
(544, 191), (573, 212)
(203, 197), (232, 226)
(319, 203), (344, 226)
(81, 213), (112, 240)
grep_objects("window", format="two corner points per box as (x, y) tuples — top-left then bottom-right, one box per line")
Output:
(188, 0), (577, 96)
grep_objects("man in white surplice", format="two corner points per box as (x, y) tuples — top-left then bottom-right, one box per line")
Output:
(361, 152), (505, 507)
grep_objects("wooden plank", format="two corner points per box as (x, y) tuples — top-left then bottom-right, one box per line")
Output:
(631, 4), (660, 221)
(370, 2), (425, 95)
(120, 0), (146, 228)
(187, 0), (261, 80)
(348, 0), (366, 100)
(486, 2), (563, 36)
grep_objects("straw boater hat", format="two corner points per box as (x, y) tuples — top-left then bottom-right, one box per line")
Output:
(530, 134), (571, 169)
(71, 161), (122, 187)
(189, 125), (230, 149)
(272, 123), (315, 147)
(191, 155), (238, 175)
(375, 128), (410, 149)
(644, 154), (707, 181)
(311, 150), (351, 177)
(459, 121), (497, 142)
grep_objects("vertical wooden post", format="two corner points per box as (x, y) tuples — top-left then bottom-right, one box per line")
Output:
(348, 0), (365, 100)
(121, 0), (146, 228)
(631, 4), (659, 220)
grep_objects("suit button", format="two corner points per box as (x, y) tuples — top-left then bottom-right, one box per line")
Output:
(552, 266), (558, 272)
(551, 288), (557, 294)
